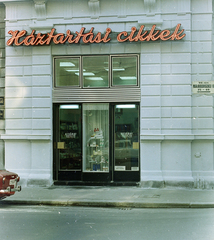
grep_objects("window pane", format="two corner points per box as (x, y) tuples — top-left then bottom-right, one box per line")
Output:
(112, 56), (138, 86)
(114, 104), (139, 171)
(59, 104), (82, 170)
(83, 56), (109, 88)
(83, 103), (109, 172)
(55, 58), (80, 87)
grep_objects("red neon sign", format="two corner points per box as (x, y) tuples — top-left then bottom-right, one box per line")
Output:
(7, 24), (185, 46)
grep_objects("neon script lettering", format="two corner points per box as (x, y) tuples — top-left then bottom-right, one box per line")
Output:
(7, 27), (112, 46)
(7, 24), (185, 46)
(117, 24), (185, 42)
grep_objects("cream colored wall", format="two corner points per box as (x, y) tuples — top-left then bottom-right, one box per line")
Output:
(0, 4), (5, 170)
(1, 0), (214, 188)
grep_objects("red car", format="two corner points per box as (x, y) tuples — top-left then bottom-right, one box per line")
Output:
(0, 169), (21, 200)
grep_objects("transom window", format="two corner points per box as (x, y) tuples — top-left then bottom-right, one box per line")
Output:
(54, 55), (139, 88)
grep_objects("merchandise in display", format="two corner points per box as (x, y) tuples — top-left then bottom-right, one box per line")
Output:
(114, 105), (139, 171)
(86, 128), (108, 172)
(59, 121), (81, 170)
(83, 103), (109, 172)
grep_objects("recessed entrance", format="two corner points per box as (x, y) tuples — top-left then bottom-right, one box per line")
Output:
(113, 104), (140, 182)
(53, 103), (140, 183)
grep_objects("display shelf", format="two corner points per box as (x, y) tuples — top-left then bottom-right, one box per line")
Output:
(85, 136), (109, 172)
(59, 121), (82, 170)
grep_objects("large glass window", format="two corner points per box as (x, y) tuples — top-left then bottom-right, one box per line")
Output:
(114, 104), (139, 171)
(58, 104), (82, 170)
(54, 55), (139, 88)
(54, 102), (140, 182)
(82, 56), (109, 88)
(112, 56), (138, 86)
(83, 103), (109, 172)
(55, 58), (80, 87)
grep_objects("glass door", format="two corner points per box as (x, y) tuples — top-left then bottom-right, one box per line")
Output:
(113, 104), (140, 182)
(82, 103), (111, 182)
(54, 104), (82, 181)
(53, 103), (140, 183)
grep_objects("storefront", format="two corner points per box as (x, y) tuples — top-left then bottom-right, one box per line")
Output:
(1, 0), (214, 188)
(53, 54), (140, 183)
(54, 102), (140, 182)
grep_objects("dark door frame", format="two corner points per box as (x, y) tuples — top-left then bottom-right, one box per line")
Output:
(53, 103), (140, 184)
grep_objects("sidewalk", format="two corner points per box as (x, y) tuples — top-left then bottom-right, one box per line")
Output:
(1, 185), (214, 208)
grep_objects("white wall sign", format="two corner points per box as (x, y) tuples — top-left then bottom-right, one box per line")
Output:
(192, 81), (214, 94)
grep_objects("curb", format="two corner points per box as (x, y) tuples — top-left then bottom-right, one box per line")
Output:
(2, 200), (214, 208)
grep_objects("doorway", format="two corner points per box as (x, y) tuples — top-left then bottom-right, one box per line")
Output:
(53, 104), (82, 181)
(113, 104), (140, 181)
(53, 103), (140, 183)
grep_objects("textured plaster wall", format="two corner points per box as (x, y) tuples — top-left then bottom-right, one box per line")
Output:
(0, 4), (5, 170)
(3, 1), (52, 186)
(141, 0), (214, 188)
(1, 0), (214, 187)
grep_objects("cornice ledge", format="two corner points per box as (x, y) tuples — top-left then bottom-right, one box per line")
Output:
(88, 0), (100, 19)
(1, 134), (51, 141)
(0, 0), (30, 2)
(33, 0), (48, 20)
(144, 0), (156, 7)
(29, 22), (53, 32)
(138, 15), (163, 27)
(141, 134), (214, 141)
(140, 135), (165, 141)
(143, 0), (156, 13)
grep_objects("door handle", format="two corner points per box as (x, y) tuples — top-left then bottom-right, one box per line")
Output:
(57, 142), (65, 149)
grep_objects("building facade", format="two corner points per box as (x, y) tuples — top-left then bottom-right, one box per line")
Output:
(0, 3), (5, 170)
(0, 0), (214, 188)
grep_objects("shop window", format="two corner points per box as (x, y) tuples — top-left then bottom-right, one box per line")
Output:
(82, 56), (109, 88)
(83, 103), (109, 172)
(112, 56), (138, 86)
(54, 103), (140, 182)
(114, 104), (139, 171)
(55, 58), (80, 87)
(54, 55), (139, 88)
(58, 104), (82, 170)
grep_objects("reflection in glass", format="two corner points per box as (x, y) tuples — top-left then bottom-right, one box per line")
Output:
(83, 56), (109, 87)
(59, 105), (82, 170)
(55, 58), (80, 87)
(83, 104), (109, 172)
(114, 104), (139, 171)
(112, 56), (138, 86)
